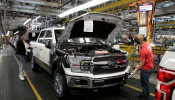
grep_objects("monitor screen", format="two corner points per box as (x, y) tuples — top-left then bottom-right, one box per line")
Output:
(139, 3), (153, 11)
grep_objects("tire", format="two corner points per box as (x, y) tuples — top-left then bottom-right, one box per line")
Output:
(31, 56), (39, 72)
(53, 68), (68, 99)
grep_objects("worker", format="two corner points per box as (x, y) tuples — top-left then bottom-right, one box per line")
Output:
(16, 33), (27, 80)
(132, 34), (154, 100)
(15, 26), (33, 80)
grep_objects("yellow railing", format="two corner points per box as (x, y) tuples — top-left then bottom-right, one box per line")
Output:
(119, 45), (167, 63)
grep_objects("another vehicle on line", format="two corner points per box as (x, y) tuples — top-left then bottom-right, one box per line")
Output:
(31, 13), (131, 99)
(156, 47), (175, 100)
(9, 37), (13, 45)
(12, 35), (19, 49)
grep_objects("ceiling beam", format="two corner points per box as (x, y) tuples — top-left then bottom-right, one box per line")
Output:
(63, 5), (175, 23)
(156, 21), (175, 26)
(92, 0), (168, 12)
(120, 5), (175, 20)
(1, 19), (25, 30)
(0, 3), (64, 13)
(9, 0), (73, 8)
(0, 7), (58, 16)
(92, 0), (137, 12)
(0, 3), (61, 13)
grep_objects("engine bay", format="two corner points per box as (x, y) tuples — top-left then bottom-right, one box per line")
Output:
(60, 44), (125, 56)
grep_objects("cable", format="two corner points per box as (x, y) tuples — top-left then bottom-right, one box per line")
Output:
(57, 0), (74, 9)
(4, 0), (7, 43)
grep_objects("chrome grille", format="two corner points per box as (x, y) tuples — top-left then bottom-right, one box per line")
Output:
(93, 55), (126, 62)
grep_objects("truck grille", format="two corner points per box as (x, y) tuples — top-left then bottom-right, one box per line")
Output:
(92, 66), (126, 75)
(92, 55), (127, 75)
(93, 55), (126, 62)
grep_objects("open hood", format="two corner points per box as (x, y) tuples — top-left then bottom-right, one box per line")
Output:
(59, 13), (124, 43)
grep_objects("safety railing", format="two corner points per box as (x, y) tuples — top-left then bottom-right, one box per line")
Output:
(119, 45), (167, 63)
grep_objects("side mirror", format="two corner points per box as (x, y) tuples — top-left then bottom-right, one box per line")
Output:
(45, 40), (51, 48)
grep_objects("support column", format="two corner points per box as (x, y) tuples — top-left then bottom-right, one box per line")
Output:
(129, 0), (156, 43)
(0, 11), (5, 40)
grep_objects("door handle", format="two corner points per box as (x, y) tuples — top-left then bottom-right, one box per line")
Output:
(40, 49), (42, 51)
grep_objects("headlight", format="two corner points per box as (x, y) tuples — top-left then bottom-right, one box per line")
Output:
(69, 57), (81, 73)
(68, 56), (91, 73)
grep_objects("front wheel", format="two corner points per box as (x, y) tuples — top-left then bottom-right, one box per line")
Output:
(31, 56), (39, 72)
(53, 68), (68, 99)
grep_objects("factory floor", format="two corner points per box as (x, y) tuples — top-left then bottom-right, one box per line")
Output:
(0, 44), (157, 100)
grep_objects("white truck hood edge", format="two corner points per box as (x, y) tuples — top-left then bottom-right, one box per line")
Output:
(58, 13), (124, 44)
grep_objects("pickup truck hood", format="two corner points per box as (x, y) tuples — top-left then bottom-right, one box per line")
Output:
(59, 13), (124, 43)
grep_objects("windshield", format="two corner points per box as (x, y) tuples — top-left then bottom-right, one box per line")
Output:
(67, 37), (105, 45)
(55, 30), (64, 42)
(26, 32), (40, 41)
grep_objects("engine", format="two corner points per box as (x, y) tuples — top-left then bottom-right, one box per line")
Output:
(61, 44), (123, 56)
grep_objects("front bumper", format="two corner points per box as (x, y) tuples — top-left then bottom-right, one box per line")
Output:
(66, 73), (129, 89)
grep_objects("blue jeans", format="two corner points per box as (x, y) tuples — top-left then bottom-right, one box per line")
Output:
(16, 54), (26, 77)
(140, 68), (154, 100)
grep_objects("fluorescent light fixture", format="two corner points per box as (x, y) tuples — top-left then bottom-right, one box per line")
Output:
(32, 16), (41, 22)
(58, 0), (110, 18)
(14, 31), (19, 35)
(7, 31), (10, 34)
(6, 31), (10, 36)
(23, 18), (32, 25)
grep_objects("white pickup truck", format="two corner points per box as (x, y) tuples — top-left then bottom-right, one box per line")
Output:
(156, 47), (175, 100)
(31, 13), (131, 99)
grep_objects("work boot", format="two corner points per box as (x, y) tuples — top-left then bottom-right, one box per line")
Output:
(19, 75), (25, 81)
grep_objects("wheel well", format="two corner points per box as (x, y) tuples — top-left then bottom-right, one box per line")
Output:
(52, 62), (58, 77)
(52, 61), (64, 77)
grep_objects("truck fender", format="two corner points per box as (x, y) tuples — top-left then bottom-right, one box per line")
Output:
(51, 57), (64, 76)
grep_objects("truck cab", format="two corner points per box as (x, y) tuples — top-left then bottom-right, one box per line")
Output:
(31, 27), (65, 72)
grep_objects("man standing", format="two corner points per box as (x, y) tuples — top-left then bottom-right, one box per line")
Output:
(133, 34), (154, 100)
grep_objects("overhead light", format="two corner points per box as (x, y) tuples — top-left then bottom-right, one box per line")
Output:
(14, 31), (19, 35)
(32, 16), (41, 22)
(7, 31), (10, 34)
(58, 0), (110, 18)
(23, 18), (32, 25)
(6, 31), (10, 36)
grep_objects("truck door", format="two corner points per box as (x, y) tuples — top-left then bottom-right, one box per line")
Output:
(41, 30), (52, 65)
(33, 31), (46, 61)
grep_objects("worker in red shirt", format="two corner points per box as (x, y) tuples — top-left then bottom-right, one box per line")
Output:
(133, 34), (154, 100)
